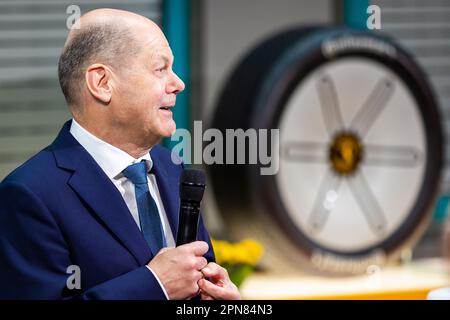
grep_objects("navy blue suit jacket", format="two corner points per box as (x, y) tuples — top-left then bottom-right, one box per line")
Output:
(0, 120), (214, 299)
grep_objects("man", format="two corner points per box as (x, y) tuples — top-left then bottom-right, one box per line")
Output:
(0, 9), (240, 300)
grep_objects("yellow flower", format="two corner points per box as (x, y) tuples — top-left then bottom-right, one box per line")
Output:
(211, 238), (264, 267)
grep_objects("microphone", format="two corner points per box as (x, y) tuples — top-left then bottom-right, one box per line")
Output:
(176, 169), (206, 246)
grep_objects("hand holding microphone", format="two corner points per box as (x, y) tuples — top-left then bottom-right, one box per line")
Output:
(148, 240), (208, 299)
(149, 168), (240, 299)
(148, 169), (208, 299)
(175, 169), (240, 300)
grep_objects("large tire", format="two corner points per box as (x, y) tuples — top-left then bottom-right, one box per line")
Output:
(209, 27), (443, 275)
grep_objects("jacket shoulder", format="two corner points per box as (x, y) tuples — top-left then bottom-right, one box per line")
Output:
(1, 146), (59, 190)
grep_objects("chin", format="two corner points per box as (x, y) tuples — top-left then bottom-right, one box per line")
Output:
(160, 121), (177, 137)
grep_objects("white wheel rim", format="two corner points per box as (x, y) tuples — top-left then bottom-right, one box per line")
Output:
(277, 57), (426, 253)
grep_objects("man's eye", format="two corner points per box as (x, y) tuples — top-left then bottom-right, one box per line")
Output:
(156, 67), (166, 73)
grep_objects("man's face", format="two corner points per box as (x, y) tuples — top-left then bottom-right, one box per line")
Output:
(112, 27), (185, 143)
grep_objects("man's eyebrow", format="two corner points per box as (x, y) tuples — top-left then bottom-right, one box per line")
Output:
(155, 54), (174, 65)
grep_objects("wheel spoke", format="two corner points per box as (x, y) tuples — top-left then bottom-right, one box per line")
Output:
(281, 141), (328, 163)
(347, 172), (387, 236)
(307, 169), (342, 232)
(316, 74), (345, 137)
(350, 77), (395, 138)
(364, 144), (423, 167)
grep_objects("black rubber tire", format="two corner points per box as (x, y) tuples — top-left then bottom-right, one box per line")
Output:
(209, 26), (443, 275)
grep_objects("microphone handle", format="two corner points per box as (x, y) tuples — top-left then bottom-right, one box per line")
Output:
(176, 201), (200, 246)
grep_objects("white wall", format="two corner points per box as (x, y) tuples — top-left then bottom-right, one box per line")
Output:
(201, 0), (334, 122)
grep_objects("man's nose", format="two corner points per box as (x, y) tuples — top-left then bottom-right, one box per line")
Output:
(167, 71), (185, 94)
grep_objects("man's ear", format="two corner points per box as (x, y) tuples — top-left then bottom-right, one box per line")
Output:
(85, 64), (113, 104)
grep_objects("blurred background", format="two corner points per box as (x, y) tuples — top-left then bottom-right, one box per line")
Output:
(1, 0), (450, 299)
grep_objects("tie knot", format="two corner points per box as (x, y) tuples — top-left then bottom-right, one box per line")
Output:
(123, 161), (148, 185)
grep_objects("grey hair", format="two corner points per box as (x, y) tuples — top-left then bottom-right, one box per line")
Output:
(58, 23), (141, 108)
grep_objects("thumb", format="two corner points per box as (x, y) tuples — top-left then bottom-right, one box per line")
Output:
(180, 241), (209, 256)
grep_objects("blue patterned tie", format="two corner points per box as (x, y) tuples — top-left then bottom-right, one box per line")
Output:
(123, 161), (166, 254)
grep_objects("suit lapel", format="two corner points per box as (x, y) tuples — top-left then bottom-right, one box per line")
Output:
(52, 121), (152, 265)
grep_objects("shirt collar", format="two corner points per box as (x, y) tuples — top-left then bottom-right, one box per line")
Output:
(69, 119), (153, 179)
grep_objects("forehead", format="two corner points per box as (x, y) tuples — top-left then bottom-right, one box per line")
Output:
(140, 29), (173, 62)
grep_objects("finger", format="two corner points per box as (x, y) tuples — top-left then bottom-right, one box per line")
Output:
(188, 282), (202, 300)
(202, 262), (228, 279)
(181, 241), (209, 256)
(201, 291), (214, 300)
(201, 279), (241, 300)
(198, 278), (231, 300)
(195, 256), (208, 270)
(198, 279), (213, 300)
(194, 270), (204, 282)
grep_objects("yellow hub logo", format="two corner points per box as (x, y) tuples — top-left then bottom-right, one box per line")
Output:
(329, 132), (363, 175)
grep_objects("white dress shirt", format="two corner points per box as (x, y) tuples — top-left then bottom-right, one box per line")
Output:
(69, 119), (172, 299)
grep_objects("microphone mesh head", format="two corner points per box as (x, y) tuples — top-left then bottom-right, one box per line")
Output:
(180, 169), (206, 202)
